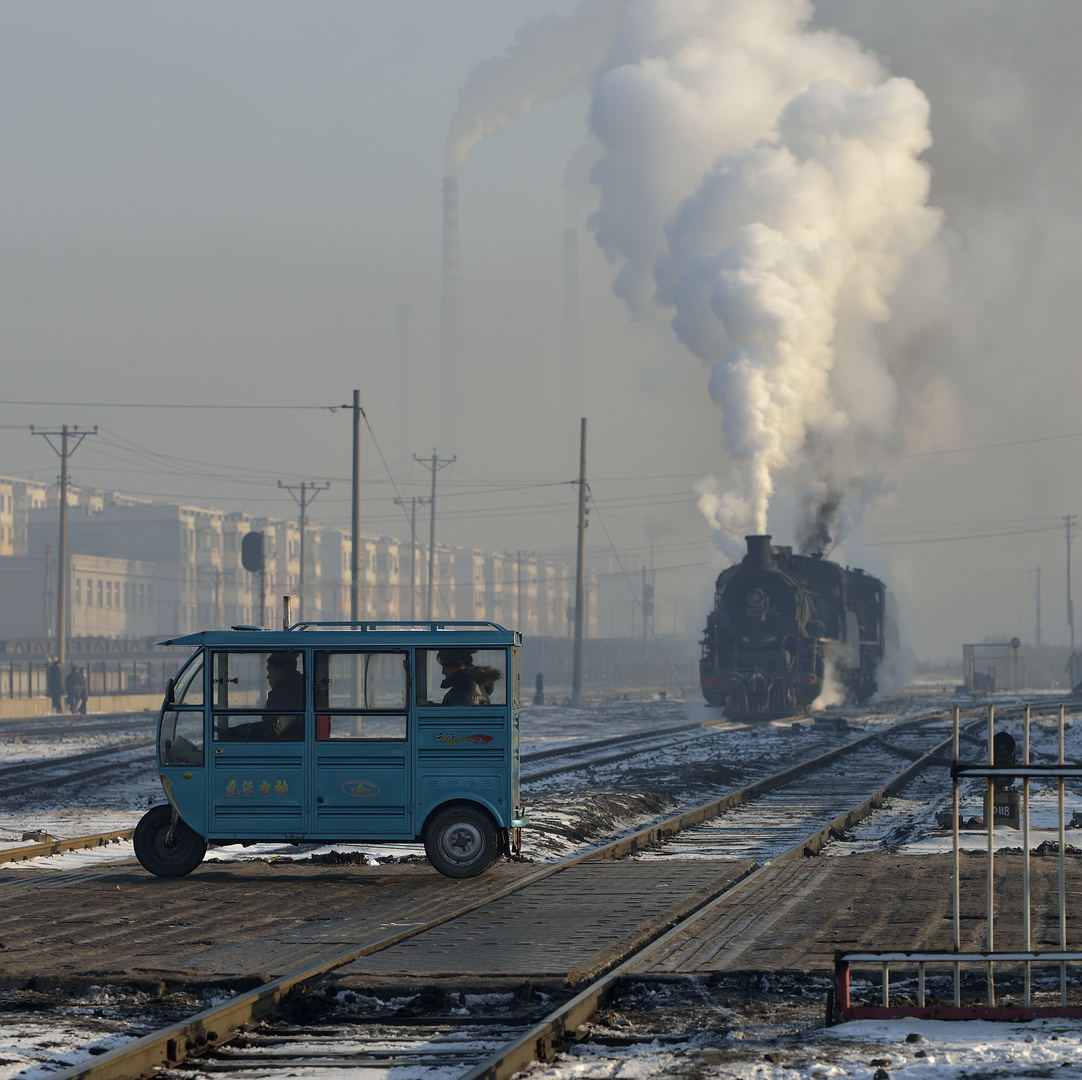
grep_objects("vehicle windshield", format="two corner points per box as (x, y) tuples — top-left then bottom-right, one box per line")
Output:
(172, 652), (204, 706)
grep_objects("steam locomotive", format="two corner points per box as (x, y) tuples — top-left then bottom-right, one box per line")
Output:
(700, 535), (890, 719)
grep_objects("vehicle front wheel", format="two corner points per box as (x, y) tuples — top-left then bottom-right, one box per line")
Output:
(133, 805), (207, 878)
(423, 803), (499, 878)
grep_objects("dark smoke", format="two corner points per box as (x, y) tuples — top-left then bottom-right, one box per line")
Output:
(797, 490), (843, 556)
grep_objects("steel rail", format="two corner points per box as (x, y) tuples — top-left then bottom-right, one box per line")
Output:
(581, 711), (948, 863)
(0, 739), (153, 780)
(523, 730), (726, 783)
(0, 830), (135, 865)
(0, 714), (156, 738)
(520, 716), (725, 764)
(794, 723), (967, 858)
(461, 721), (962, 1080)
(0, 750), (152, 799)
(42, 709), (954, 1080)
(467, 701), (1082, 1078)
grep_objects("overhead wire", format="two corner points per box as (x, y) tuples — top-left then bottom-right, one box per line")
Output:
(355, 406), (456, 619)
(0, 399), (327, 410)
(584, 481), (689, 696)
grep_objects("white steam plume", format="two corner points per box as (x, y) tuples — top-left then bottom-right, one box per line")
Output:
(589, 0), (942, 545)
(444, 0), (628, 175)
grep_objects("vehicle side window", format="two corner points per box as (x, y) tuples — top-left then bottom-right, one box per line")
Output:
(313, 651), (408, 740)
(211, 651), (306, 742)
(160, 710), (204, 766)
(418, 648), (506, 707)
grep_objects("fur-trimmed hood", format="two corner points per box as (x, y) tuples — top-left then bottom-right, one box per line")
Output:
(440, 664), (502, 706)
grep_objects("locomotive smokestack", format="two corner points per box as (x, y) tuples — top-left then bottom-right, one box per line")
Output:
(745, 534), (773, 570)
(440, 175), (462, 452)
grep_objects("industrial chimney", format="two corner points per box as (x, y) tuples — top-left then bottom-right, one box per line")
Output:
(394, 303), (413, 463)
(440, 175), (462, 453)
(563, 227), (580, 426)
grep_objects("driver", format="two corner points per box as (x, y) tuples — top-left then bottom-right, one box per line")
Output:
(262, 651), (305, 739)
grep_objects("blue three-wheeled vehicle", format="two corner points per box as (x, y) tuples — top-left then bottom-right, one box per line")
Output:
(134, 621), (525, 879)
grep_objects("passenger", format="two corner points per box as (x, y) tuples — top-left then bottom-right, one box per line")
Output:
(47, 659), (63, 713)
(436, 649), (502, 706)
(262, 651), (305, 739)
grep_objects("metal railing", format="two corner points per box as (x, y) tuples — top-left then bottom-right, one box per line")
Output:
(835, 702), (1082, 1020)
(0, 659), (172, 701)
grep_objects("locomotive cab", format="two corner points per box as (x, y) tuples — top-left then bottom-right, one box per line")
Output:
(138, 621), (525, 880)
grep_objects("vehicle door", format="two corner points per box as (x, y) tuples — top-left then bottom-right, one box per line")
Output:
(415, 646), (511, 824)
(310, 649), (411, 837)
(207, 649), (308, 838)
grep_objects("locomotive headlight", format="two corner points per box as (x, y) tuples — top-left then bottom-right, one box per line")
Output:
(747, 588), (765, 607)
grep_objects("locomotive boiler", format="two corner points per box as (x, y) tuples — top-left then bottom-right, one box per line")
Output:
(700, 535), (889, 719)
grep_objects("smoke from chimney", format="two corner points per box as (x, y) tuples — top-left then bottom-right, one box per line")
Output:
(587, 0), (941, 548)
(441, 0), (942, 552)
(443, 1), (627, 175)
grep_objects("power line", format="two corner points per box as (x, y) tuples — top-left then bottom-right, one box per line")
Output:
(882, 430), (1082, 462)
(861, 523), (1064, 546)
(1, 399), (327, 410)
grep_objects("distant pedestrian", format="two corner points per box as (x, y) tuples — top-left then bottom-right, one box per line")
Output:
(72, 667), (88, 714)
(47, 660), (63, 712)
(64, 665), (79, 712)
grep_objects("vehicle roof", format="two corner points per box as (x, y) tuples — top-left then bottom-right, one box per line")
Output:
(157, 621), (521, 649)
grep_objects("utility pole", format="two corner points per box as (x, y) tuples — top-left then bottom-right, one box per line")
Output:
(31, 424), (96, 669)
(394, 495), (430, 620)
(572, 418), (588, 707)
(510, 550), (534, 632)
(1033, 566), (1042, 649)
(343, 390), (362, 623)
(643, 567), (649, 646)
(414, 449), (455, 620)
(43, 543), (52, 638)
(199, 567), (223, 628)
(278, 480), (329, 622)
(1067, 515), (1077, 686)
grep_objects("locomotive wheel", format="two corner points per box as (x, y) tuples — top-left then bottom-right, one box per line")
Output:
(423, 803), (499, 879)
(133, 804), (207, 878)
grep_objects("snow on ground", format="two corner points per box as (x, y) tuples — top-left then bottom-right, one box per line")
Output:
(4, 696), (1082, 1078)
(834, 707), (1082, 857)
(4, 696), (1080, 869)
(534, 1014), (1082, 1080)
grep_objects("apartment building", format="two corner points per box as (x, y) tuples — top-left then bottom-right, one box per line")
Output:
(4, 479), (603, 641)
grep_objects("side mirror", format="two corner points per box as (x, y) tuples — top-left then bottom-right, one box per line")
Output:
(165, 677), (175, 705)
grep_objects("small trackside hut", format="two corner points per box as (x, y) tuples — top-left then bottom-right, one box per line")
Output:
(135, 621), (524, 879)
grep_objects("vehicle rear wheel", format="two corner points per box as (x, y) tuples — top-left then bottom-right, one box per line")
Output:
(423, 803), (499, 878)
(133, 804), (207, 878)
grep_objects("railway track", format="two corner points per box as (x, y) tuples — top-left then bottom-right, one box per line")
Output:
(520, 715), (728, 781)
(0, 738), (154, 800)
(0, 712), (156, 740)
(39, 709), (965, 1080)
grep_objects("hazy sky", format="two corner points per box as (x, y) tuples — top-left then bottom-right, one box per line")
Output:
(2, 1), (1081, 663)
